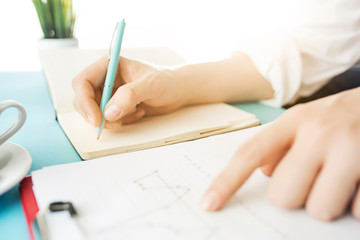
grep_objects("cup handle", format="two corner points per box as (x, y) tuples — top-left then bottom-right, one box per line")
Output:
(0, 100), (27, 145)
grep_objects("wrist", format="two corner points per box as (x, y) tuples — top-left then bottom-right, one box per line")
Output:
(171, 63), (220, 105)
(155, 68), (189, 108)
(169, 67), (197, 106)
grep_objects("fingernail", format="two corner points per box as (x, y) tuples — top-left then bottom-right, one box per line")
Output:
(87, 114), (96, 127)
(201, 190), (220, 211)
(105, 121), (122, 129)
(105, 105), (121, 120)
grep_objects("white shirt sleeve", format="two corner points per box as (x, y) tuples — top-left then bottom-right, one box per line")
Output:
(241, 0), (360, 107)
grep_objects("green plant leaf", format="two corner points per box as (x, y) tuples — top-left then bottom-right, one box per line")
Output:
(32, 0), (75, 39)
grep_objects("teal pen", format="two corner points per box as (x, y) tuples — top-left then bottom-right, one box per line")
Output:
(97, 19), (126, 140)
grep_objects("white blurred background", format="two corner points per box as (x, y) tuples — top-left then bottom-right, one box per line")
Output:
(0, 0), (296, 71)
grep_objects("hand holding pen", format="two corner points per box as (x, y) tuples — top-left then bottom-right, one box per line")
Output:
(71, 21), (187, 139)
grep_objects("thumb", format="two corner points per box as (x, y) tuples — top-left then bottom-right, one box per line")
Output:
(104, 81), (149, 121)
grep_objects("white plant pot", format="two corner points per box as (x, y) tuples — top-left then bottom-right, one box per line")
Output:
(37, 38), (78, 49)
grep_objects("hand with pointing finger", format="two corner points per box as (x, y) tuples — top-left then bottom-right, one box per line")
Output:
(201, 87), (360, 221)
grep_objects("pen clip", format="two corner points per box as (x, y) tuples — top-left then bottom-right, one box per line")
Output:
(108, 22), (119, 61)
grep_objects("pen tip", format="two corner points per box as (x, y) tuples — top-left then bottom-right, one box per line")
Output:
(97, 136), (100, 141)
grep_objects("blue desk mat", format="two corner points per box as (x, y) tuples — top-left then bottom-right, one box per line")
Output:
(0, 71), (284, 240)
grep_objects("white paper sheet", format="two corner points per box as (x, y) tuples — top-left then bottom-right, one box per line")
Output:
(32, 126), (360, 240)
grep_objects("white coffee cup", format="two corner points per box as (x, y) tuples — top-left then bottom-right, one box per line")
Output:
(0, 100), (27, 146)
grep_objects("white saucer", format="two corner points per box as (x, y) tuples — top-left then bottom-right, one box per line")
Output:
(0, 142), (32, 195)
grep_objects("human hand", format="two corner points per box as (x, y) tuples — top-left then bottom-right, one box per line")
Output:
(72, 56), (185, 129)
(201, 87), (360, 221)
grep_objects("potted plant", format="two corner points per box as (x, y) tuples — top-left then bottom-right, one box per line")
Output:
(32, 0), (77, 49)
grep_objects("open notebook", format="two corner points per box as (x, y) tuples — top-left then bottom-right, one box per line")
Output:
(39, 48), (259, 159)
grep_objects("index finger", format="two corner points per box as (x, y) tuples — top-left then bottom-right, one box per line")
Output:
(200, 118), (296, 211)
(72, 56), (109, 126)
